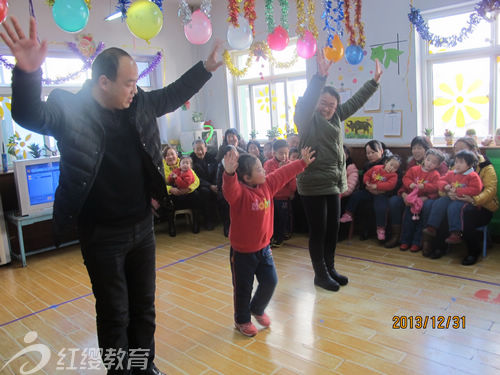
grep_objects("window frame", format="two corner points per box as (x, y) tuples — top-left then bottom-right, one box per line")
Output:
(419, 3), (500, 141)
(230, 39), (307, 141)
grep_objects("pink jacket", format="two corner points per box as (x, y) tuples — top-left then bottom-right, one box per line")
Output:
(341, 163), (359, 198)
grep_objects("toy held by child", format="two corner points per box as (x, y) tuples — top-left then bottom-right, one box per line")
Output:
(222, 146), (315, 337)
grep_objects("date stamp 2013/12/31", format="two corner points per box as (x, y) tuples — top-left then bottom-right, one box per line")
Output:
(392, 315), (466, 329)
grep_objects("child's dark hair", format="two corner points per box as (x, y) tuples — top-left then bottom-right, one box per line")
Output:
(246, 140), (261, 153)
(272, 139), (288, 151)
(343, 145), (354, 166)
(411, 136), (431, 151)
(289, 147), (299, 157)
(425, 148), (445, 164)
(236, 154), (259, 182)
(263, 141), (273, 150)
(455, 149), (478, 169)
(385, 154), (402, 166)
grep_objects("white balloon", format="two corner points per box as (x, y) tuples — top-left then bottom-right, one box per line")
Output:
(227, 16), (253, 50)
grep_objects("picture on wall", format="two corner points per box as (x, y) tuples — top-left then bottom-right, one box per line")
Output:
(344, 116), (373, 139)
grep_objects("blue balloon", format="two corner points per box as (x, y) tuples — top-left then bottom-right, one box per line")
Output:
(345, 45), (364, 65)
(52, 0), (89, 33)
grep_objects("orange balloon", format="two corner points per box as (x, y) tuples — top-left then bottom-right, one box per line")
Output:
(324, 35), (344, 62)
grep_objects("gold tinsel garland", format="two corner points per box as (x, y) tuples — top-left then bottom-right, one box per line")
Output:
(47, 0), (92, 8)
(224, 41), (299, 77)
(296, 0), (318, 39)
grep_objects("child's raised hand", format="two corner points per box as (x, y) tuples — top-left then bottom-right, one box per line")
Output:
(301, 146), (316, 165)
(223, 148), (239, 175)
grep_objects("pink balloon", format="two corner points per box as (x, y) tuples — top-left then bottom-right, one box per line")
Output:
(297, 30), (317, 59)
(267, 25), (289, 51)
(184, 9), (212, 45)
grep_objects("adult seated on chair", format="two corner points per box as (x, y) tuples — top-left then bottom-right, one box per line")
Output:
(190, 139), (218, 230)
(426, 137), (498, 265)
(163, 145), (201, 237)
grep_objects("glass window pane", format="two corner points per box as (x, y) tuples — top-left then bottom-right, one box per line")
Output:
(137, 61), (151, 87)
(273, 43), (307, 75)
(43, 57), (91, 86)
(428, 12), (492, 54)
(274, 82), (287, 133)
(237, 53), (270, 80)
(252, 84), (272, 137)
(237, 85), (252, 139)
(0, 56), (15, 86)
(432, 58), (490, 138)
(286, 78), (308, 133)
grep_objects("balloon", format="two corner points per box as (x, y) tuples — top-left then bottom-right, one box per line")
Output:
(184, 9), (212, 45)
(345, 45), (364, 65)
(267, 25), (289, 51)
(52, 0), (89, 33)
(227, 16), (253, 50)
(297, 30), (317, 59)
(126, 0), (163, 43)
(0, 0), (8, 24)
(323, 34), (344, 62)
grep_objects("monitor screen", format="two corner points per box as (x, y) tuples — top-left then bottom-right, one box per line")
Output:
(26, 162), (60, 206)
(13, 156), (61, 217)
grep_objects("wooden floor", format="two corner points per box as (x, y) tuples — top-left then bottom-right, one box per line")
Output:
(1, 223), (500, 374)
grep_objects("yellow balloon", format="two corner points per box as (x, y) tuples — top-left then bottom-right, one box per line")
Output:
(126, 0), (163, 43)
(324, 35), (344, 62)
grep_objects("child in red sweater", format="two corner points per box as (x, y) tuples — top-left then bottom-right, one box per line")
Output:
(263, 139), (296, 247)
(423, 149), (483, 246)
(399, 149), (444, 252)
(340, 155), (401, 240)
(167, 156), (195, 189)
(223, 146), (315, 337)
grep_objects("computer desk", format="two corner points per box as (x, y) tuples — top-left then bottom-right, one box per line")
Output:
(7, 210), (79, 267)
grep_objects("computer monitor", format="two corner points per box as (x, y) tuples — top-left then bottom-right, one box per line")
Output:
(13, 156), (60, 216)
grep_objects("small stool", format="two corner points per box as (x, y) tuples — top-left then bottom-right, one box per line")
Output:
(174, 209), (193, 225)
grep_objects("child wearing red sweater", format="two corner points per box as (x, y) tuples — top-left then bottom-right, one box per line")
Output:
(167, 156), (195, 189)
(223, 147), (315, 337)
(423, 149), (483, 246)
(263, 139), (296, 247)
(399, 149), (444, 252)
(340, 155), (401, 240)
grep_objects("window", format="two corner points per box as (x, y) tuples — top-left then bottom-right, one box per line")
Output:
(230, 40), (307, 140)
(0, 53), (157, 165)
(419, 4), (499, 140)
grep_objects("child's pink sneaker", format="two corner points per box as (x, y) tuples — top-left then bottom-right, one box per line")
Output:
(235, 321), (258, 337)
(252, 312), (271, 328)
(376, 227), (385, 241)
(339, 212), (353, 223)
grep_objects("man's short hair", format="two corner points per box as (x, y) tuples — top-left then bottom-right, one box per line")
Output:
(92, 47), (132, 83)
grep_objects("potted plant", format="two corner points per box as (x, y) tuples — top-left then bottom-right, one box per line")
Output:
(192, 111), (204, 130)
(444, 129), (454, 146)
(465, 128), (477, 143)
(266, 126), (280, 141)
(249, 129), (258, 140)
(423, 128), (433, 145)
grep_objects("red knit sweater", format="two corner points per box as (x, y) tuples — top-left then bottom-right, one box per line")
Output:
(363, 164), (398, 192)
(401, 165), (440, 199)
(167, 167), (195, 189)
(263, 158), (297, 199)
(437, 169), (483, 197)
(223, 159), (306, 253)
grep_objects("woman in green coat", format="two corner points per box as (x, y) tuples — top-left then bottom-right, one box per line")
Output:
(294, 52), (383, 291)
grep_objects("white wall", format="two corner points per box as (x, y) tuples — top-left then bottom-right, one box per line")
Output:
(2, 0), (464, 145)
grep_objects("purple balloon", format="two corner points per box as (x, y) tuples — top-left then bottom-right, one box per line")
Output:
(184, 10), (212, 45)
(345, 45), (364, 65)
(297, 31), (317, 59)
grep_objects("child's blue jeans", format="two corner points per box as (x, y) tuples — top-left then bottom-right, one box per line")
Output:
(426, 196), (468, 232)
(401, 198), (435, 246)
(346, 189), (389, 227)
(230, 245), (278, 324)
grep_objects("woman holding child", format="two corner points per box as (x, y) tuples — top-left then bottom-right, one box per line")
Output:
(293, 51), (382, 291)
(425, 137), (498, 265)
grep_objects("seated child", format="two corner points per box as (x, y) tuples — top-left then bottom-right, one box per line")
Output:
(222, 147), (315, 337)
(264, 140), (295, 247)
(423, 149), (483, 246)
(167, 156), (195, 189)
(399, 149), (444, 252)
(340, 155), (401, 240)
(289, 147), (299, 161)
(263, 141), (274, 161)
